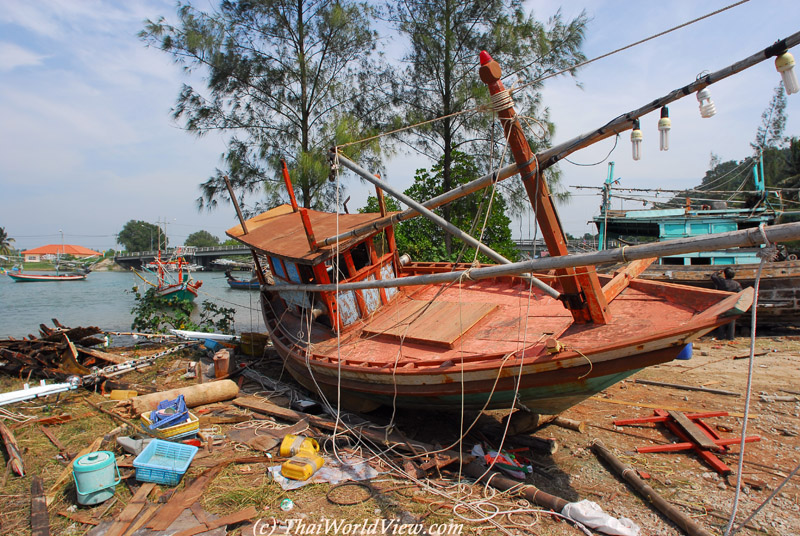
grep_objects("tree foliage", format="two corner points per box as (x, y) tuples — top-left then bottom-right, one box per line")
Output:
(118, 220), (165, 252)
(385, 1), (587, 255)
(361, 150), (516, 263)
(185, 230), (220, 247)
(141, 0), (393, 214)
(0, 227), (15, 255)
(130, 287), (235, 334)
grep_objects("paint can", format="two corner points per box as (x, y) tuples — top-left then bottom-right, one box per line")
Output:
(72, 451), (121, 505)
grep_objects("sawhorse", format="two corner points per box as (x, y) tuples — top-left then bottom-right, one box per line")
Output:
(614, 409), (760, 474)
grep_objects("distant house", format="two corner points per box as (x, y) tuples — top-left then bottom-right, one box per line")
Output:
(22, 244), (101, 263)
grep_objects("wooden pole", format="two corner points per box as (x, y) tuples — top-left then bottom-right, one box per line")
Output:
(281, 159), (300, 212)
(319, 162), (520, 247)
(258, 221), (800, 293)
(479, 50), (609, 325)
(591, 439), (715, 536)
(333, 153), (560, 299)
(322, 32), (800, 250)
(223, 175), (268, 286)
(537, 31), (800, 171)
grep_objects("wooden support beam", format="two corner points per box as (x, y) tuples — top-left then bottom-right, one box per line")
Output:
(479, 51), (609, 325)
(299, 208), (318, 251)
(602, 258), (657, 302)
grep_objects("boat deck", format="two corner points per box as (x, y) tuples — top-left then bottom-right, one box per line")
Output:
(287, 276), (724, 373)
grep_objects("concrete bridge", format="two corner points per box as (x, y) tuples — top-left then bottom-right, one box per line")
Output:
(115, 245), (252, 270)
(115, 239), (609, 269)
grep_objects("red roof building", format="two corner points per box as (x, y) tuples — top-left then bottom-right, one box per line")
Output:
(22, 245), (102, 262)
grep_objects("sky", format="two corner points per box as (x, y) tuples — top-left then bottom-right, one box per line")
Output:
(1, 0), (798, 253)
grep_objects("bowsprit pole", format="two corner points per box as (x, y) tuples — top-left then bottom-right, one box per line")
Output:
(478, 51), (610, 324)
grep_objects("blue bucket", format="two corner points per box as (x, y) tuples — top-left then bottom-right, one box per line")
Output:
(72, 451), (121, 505)
(676, 343), (693, 361)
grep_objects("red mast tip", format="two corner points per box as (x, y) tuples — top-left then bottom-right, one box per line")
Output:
(479, 50), (492, 65)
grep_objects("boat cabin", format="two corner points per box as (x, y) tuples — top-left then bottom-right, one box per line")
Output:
(226, 204), (401, 332)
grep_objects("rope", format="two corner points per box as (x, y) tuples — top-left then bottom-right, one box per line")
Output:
(334, 0), (749, 151)
(723, 223), (776, 536)
(513, 0), (750, 95)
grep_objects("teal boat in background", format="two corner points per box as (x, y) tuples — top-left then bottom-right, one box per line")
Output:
(594, 160), (800, 326)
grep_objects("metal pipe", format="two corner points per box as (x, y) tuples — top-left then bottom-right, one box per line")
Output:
(332, 152), (560, 298)
(263, 222), (800, 292)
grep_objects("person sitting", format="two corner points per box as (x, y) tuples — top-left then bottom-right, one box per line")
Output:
(710, 267), (741, 339)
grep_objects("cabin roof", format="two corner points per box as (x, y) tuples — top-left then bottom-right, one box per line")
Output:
(226, 204), (398, 264)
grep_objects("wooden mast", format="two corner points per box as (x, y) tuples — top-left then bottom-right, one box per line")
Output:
(478, 51), (610, 324)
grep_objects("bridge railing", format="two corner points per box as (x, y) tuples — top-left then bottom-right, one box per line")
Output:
(115, 245), (251, 260)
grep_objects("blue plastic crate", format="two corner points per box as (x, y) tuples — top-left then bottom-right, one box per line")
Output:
(132, 439), (198, 486)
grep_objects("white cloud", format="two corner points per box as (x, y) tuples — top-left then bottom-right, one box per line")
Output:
(0, 42), (47, 71)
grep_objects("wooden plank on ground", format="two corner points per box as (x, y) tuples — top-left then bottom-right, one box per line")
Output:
(57, 511), (100, 526)
(173, 506), (258, 536)
(667, 410), (723, 452)
(76, 345), (128, 364)
(105, 482), (156, 536)
(31, 476), (50, 536)
(0, 419), (25, 476)
(588, 396), (756, 419)
(147, 464), (227, 530)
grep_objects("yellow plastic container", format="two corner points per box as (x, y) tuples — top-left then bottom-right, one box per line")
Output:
(279, 434), (319, 457)
(140, 411), (199, 439)
(281, 453), (325, 481)
(109, 390), (138, 400)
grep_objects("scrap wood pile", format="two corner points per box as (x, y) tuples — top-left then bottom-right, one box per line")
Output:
(0, 320), (123, 380)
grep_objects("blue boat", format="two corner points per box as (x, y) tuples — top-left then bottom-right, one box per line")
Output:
(225, 270), (260, 290)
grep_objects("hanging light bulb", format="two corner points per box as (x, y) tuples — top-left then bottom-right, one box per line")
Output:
(631, 119), (642, 161)
(697, 88), (716, 118)
(658, 106), (671, 151)
(776, 51), (799, 95)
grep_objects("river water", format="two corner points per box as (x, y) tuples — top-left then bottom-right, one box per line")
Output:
(0, 270), (266, 338)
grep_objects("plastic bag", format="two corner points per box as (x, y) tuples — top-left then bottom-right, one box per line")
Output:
(561, 500), (640, 536)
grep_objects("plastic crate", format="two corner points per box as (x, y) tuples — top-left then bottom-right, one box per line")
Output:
(140, 410), (199, 439)
(132, 439), (198, 485)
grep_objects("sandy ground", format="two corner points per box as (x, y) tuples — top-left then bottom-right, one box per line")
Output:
(1, 331), (798, 536)
(539, 331), (800, 535)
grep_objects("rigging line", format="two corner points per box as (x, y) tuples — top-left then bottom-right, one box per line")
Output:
(337, 1), (749, 152)
(698, 157), (756, 191)
(724, 224), (774, 536)
(513, 0), (751, 95)
(564, 134), (619, 167)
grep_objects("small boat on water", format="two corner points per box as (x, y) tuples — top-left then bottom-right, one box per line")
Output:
(219, 46), (800, 413)
(7, 264), (90, 282)
(225, 269), (260, 290)
(7, 270), (89, 282)
(135, 253), (202, 302)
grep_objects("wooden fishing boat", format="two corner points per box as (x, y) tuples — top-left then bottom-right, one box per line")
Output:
(225, 270), (260, 290)
(7, 271), (89, 282)
(216, 46), (800, 413)
(135, 252), (202, 302)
